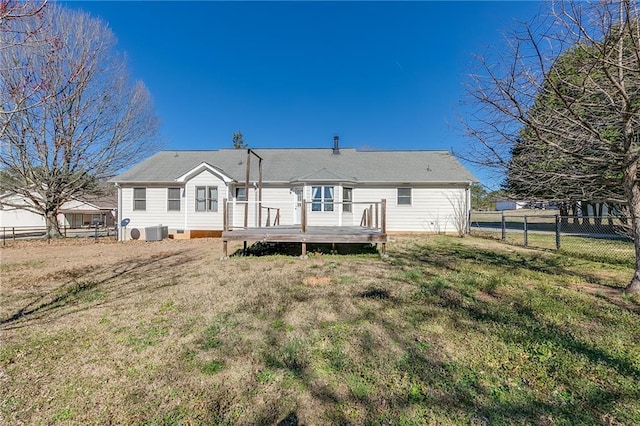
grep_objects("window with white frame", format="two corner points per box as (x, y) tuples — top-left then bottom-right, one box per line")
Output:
(167, 187), (181, 211)
(343, 187), (353, 212)
(312, 186), (334, 211)
(133, 187), (146, 211)
(235, 187), (247, 201)
(195, 186), (218, 212)
(397, 188), (412, 205)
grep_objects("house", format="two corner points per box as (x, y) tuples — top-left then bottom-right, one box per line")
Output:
(495, 199), (528, 211)
(110, 142), (477, 241)
(0, 192), (117, 229)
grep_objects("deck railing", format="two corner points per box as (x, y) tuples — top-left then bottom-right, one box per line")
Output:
(223, 198), (386, 234)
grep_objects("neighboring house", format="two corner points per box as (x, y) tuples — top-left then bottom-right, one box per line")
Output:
(59, 195), (117, 228)
(0, 192), (117, 229)
(111, 144), (477, 240)
(495, 199), (528, 211)
(0, 192), (47, 228)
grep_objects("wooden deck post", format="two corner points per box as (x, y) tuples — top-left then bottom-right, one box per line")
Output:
(258, 158), (263, 227)
(375, 202), (379, 230)
(381, 199), (387, 234)
(301, 199), (307, 233)
(244, 149), (250, 228)
(223, 198), (228, 231)
(301, 241), (307, 258)
(368, 204), (373, 229)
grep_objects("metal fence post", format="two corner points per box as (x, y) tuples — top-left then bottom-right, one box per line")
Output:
(523, 215), (528, 247)
(501, 211), (506, 241)
(555, 214), (561, 250)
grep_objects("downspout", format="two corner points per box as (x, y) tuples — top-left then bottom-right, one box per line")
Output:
(116, 183), (123, 241)
(184, 185), (188, 233)
(466, 183), (472, 235)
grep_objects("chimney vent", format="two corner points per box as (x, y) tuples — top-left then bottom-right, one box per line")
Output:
(333, 135), (340, 154)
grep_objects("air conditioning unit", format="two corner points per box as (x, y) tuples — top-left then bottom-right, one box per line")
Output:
(145, 226), (164, 242)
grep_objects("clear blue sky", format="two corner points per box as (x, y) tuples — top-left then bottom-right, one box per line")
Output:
(65, 1), (543, 188)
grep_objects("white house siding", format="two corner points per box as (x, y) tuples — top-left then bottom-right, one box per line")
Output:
(229, 186), (296, 228)
(0, 194), (67, 228)
(0, 202), (47, 228)
(120, 185), (185, 239)
(184, 170), (228, 231)
(354, 185), (469, 232)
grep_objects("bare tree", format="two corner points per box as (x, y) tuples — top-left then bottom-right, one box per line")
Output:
(463, 0), (640, 293)
(446, 191), (470, 237)
(0, 3), (159, 238)
(1, 0), (47, 136)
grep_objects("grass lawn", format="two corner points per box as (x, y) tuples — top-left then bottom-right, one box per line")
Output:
(1, 235), (639, 424)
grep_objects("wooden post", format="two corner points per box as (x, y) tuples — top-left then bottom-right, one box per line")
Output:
(301, 242), (307, 258)
(258, 158), (263, 228)
(266, 208), (270, 227)
(12, 227), (15, 241)
(375, 203), (379, 230)
(223, 198), (228, 231)
(368, 204), (373, 229)
(244, 149), (250, 228)
(301, 199), (307, 233)
(381, 199), (387, 234)
(223, 240), (228, 258)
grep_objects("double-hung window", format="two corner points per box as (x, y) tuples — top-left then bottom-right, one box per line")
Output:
(235, 187), (247, 201)
(133, 187), (146, 211)
(397, 188), (412, 206)
(195, 186), (218, 212)
(167, 188), (181, 211)
(312, 186), (334, 211)
(343, 187), (353, 212)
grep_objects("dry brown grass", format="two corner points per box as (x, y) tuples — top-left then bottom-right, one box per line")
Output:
(1, 235), (638, 424)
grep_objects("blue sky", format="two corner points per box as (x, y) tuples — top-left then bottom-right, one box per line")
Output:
(65, 1), (543, 188)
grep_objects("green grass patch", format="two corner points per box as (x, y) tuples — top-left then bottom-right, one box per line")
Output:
(1, 236), (638, 424)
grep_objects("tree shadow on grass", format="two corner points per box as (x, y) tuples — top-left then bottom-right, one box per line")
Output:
(393, 239), (639, 314)
(231, 241), (380, 257)
(0, 249), (203, 330)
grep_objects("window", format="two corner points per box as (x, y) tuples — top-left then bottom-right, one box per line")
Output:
(397, 188), (412, 205)
(312, 186), (334, 211)
(235, 187), (246, 201)
(167, 187), (181, 211)
(133, 187), (146, 211)
(343, 187), (353, 212)
(196, 186), (218, 212)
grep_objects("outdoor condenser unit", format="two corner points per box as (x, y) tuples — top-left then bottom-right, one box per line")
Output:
(145, 226), (166, 242)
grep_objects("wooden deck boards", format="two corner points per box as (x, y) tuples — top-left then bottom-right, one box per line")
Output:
(221, 226), (387, 244)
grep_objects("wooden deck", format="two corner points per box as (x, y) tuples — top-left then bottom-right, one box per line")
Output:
(221, 199), (388, 257)
(221, 226), (387, 257)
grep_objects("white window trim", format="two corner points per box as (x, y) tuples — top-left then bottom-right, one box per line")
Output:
(397, 187), (412, 206)
(195, 186), (218, 212)
(167, 187), (181, 212)
(133, 187), (146, 211)
(343, 187), (353, 213)
(311, 185), (334, 212)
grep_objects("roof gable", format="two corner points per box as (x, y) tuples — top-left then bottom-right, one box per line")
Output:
(176, 162), (234, 183)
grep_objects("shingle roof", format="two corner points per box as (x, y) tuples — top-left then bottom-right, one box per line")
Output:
(111, 148), (477, 184)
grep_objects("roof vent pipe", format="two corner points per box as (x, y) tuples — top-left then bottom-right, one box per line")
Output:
(333, 135), (340, 154)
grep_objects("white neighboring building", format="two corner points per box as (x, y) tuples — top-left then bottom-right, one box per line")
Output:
(495, 200), (528, 211)
(111, 145), (477, 240)
(0, 192), (116, 229)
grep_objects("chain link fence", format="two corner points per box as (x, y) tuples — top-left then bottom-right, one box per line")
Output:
(470, 211), (634, 266)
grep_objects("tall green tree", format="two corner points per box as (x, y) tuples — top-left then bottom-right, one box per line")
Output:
(0, 3), (159, 238)
(232, 131), (247, 149)
(464, 0), (640, 293)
